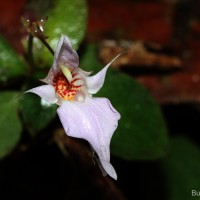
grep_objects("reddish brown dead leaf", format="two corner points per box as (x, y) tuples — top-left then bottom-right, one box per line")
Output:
(87, 0), (200, 104)
(99, 40), (182, 69)
(136, 40), (200, 104)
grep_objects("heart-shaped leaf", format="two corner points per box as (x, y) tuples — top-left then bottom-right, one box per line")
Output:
(0, 91), (22, 159)
(0, 35), (27, 81)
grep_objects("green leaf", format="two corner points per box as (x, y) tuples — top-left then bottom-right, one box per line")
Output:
(21, 92), (57, 136)
(80, 44), (101, 70)
(0, 91), (22, 159)
(161, 137), (200, 200)
(81, 44), (169, 160)
(0, 35), (27, 81)
(45, 0), (87, 49)
(25, 0), (87, 67)
(101, 71), (169, 160)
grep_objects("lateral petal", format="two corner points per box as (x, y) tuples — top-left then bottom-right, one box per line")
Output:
(26, 85), (58, 104)
(86, 54), (121, 94)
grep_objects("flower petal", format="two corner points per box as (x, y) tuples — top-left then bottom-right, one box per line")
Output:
(53, 35), (79, 69)
(86, 54), (122, 94)
(42, 35), (79, 85)
(100, 160), (117, 180)
(94, 152), (117, 180)
(25, 85), (58, 104)
(57, 97), (120, 179)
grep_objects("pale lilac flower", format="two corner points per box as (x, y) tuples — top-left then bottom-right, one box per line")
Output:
(26, 35), (120, 180)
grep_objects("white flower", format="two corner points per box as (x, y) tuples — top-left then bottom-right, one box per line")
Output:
(26, 35), (120, 179)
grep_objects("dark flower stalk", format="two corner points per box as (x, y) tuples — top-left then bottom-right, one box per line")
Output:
(22, 17), (54, 56)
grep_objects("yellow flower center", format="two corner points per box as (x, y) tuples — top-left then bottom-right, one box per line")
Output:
(53, 66), (84, 101)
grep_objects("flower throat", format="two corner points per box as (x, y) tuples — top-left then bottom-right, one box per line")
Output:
(53, 66), (84, 101)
